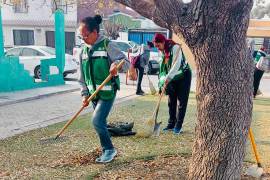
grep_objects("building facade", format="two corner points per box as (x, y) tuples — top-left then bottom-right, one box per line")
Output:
(2, 0), (77, 54)
(248, 19), (270, 53)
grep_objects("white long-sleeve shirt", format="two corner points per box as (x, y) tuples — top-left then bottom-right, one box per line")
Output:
(165, 44), (183, 81)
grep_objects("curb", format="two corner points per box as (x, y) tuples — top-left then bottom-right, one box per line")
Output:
(0, 88), (80, 107)
(0, 93), (139, 140)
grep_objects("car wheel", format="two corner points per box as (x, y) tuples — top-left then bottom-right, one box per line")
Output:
(63, 72), (68, 78)
(34, 65), (41, 79)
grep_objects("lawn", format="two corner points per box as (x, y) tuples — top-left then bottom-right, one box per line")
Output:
(0, 93), (269, 179)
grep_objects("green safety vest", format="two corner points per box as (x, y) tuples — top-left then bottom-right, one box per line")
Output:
(81, 39), (120, 100)
(159, 48), (190, 88)
(254, 50), (265, 64)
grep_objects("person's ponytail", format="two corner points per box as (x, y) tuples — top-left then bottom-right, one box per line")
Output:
(94, 15), (102, 25)
(81, 15), (102, 33)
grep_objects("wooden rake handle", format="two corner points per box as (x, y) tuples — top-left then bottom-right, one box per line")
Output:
(55, 60), (126, 139)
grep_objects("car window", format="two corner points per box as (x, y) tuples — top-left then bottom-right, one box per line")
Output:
(112, 42), (131, 52)
(5, 48), (22, 56)
(40, 47), (56, 55)
(129, 41), (135, 47)
(129, 41), (139, 49)
(21, 48), (44, 56)
(129, 41), (140, 53)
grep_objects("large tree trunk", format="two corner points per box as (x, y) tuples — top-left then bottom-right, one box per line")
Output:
(189, 13), (253, 180)
(114, 0), (254, 179)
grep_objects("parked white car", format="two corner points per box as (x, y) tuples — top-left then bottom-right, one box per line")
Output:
(148, 51), (160, 74)
(5, 46), (78, 79)
(110, 40), (159, 74)
(110, 40), (140, 57)
(73, 40), (140, 59)
(72, 40), (159, 74)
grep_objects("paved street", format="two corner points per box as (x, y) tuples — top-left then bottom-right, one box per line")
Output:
(0, 73), (162, 139)
(0, 72), (269, 139)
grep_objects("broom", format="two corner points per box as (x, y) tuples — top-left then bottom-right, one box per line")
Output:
(136, 47), (181, 138)
(136, 85), (166, 138)
(146, 73), (156, 95)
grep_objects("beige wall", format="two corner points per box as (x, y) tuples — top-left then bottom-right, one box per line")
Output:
(248, 19), (270, 37)
(172, 34), (195, 69)
(173, 19), (270, 69)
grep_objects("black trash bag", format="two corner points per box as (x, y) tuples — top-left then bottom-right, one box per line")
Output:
(107, 122), (136, 136)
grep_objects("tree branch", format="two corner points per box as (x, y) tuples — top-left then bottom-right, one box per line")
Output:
(113, 0), (170, 27)
(114, 0), (195, 36)
(113, 0), (156, 20)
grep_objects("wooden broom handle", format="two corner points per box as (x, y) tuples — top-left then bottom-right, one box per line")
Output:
(152, 85), (167, 120)
(152, 46), (182, 119)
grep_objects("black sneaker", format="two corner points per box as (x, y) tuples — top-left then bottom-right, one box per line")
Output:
(163, 127), (174, 132)
(136, 91), (145, 95)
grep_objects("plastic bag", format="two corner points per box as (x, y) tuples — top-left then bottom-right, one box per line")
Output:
(107, 122), (136, 136)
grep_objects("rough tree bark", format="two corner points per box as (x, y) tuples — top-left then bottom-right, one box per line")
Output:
(114, 0), (254, 179)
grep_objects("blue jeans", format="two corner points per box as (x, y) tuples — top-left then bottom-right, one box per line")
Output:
(92, 97), (115, 150)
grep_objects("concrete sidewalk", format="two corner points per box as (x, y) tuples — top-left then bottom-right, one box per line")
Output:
(0, 72), (269, 139)
(0, 72), (269, 107)
(0, 81), (80, 107)
(0, 72), (156, 108)
(0, 79), (140, 139)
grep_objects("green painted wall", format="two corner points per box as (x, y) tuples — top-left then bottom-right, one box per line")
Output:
(0, 9), (65, 92)
(0, 9), (4, 57)
(107, 14), (141, 31)
(55, 10), (65, 74)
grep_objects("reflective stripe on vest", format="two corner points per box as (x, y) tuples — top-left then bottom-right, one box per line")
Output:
(92, 51), (107, 57)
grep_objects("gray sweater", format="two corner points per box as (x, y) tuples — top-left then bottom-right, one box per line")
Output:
(78, 35), (130, 97)
(139, 44), (150, 68)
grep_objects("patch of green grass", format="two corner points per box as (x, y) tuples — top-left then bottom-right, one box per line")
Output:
(0, 93), (269, 179)
(245, 97), (270, 166)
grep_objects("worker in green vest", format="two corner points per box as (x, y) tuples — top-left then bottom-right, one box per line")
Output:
(78, 15), (130, 163)
(253, 47), (267, 98)
(153, 33), (192, 135)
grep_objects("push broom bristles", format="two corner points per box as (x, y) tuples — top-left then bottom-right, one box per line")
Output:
(146, 74), (157, 95)
(136, 118), (155, 138)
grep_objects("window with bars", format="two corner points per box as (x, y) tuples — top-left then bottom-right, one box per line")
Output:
(13, 30), (34, 45)
(13, 0), (28, 13)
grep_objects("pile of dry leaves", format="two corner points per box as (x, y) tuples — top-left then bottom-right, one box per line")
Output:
(94, 155), (270, 180)
(95, 155), (189, 179)
(50, 148), (102, 168)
